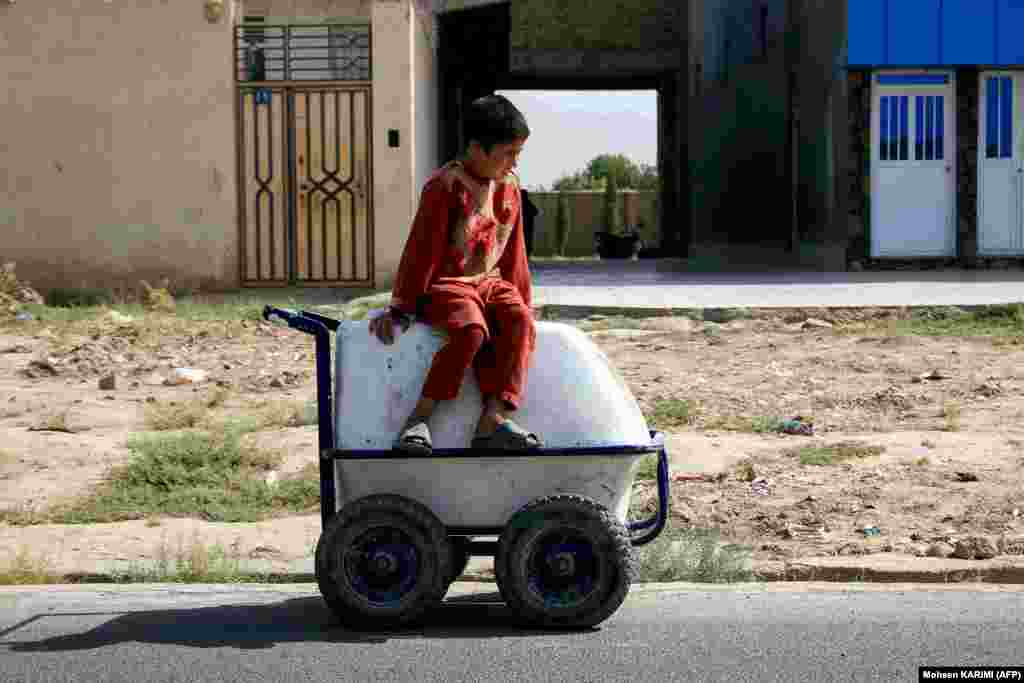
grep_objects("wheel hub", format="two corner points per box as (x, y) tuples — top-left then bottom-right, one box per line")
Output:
(343, 529), (421, 605)
(370, 551), (398, 576)
(548, 551), (576, 577)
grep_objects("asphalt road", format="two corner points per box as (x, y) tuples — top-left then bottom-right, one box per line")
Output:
(2, 584), (1023, 682)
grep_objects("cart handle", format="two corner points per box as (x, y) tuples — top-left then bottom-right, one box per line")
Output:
(263, 305), (340, 528)
(628, 430), (670, 547)
(263, 305), (341, 333)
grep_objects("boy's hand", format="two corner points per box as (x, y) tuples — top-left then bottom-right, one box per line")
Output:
(369, 310), (409, 345)
(368, 311), (397, 345)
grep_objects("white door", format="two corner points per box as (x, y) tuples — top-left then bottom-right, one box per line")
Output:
(978, 72), (1024, 255)
(871, 72), (956, 258)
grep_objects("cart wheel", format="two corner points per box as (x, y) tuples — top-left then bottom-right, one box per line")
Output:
(446, 537), (473, 586)
(495, 495), (637, 629)
(315, 494), (451, 629)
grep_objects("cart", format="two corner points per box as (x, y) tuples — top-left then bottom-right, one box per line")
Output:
(263, 306), (670, 630)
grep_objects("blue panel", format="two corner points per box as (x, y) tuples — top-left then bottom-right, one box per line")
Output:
(942, 0), (997, 65)
(848, 0), (886, 65)
(986, 77), (1000, 158)
(1001, 77), (1013, 157)
(877, 74), (949, 85)
(888, 0), (941, 65)
(927, 96), (936, 160)
(900, 96), (909, 160)
(997, 0), (1024, 64)
(891, 96), (900, 160)
(880, 95), (891, 160)
(921, 96), (929, 160)
(936, 96), (945, 160)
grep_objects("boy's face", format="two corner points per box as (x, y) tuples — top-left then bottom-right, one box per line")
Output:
(466, 137), (527, 180)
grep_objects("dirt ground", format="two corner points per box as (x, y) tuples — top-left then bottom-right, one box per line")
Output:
(2, 308), (1024, 576)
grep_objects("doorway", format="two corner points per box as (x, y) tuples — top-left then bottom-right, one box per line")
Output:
(978, 72), (1024, 255)
(870, 72), (956, 258)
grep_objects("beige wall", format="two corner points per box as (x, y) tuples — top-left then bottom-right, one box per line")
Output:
(413, 5), (440, 200)
(1, 0), (444, 294)
(370, 0), (425, 292)
(243, 0), (373, 19)
(1, 0), (240, 293)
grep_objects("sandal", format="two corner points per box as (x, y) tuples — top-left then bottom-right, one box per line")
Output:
(471, 419), (543, 451)
(394, 419), (432, 456)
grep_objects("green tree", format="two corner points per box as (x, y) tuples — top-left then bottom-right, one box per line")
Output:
(587, 154), (637, 187)
(554, 154), (658, 191)
(555, 193), (571, 256)
(637, 163), (660, 191)
(551, 170), (595, 191)
(602, 170), (621, 233)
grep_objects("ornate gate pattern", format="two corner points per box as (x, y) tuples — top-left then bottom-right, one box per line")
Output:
(235, 22), (373, 286)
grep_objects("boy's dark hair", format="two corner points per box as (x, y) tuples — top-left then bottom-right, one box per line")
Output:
(463, 95), (530, 154)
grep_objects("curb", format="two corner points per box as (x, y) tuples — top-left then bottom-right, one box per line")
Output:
(753, 566), (1024, 584)
(35, 556), (1024, 587)
(751, 555), (1024, 584)
(535, 302), (1019, 321)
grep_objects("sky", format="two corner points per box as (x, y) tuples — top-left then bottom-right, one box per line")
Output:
(495, 90), (658, 191)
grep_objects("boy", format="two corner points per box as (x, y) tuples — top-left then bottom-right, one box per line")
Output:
(368, 95), (543, 455)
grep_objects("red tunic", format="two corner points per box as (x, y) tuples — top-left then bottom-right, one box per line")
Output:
(389, 161), (532, 319)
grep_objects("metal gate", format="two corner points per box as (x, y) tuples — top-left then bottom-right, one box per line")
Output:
(235, 22), (373, 286)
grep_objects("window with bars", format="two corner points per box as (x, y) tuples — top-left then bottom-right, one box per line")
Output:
(235, 22), (371, 82)
(914, 95), (944, 161)
(986, 76), (1013, 159)
(880, 95), (909, 161)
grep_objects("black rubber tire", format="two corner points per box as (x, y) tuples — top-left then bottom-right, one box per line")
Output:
(446, 536), (473, 586)
(495, 495), (638, 630)
(315, 494), (451, 629)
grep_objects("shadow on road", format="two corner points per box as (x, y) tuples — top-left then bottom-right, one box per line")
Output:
(2, 591), (590, 651)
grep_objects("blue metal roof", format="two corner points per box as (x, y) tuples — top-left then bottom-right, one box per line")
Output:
(848, 0), (1024, 66)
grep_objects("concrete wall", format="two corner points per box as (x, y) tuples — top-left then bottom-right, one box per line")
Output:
(371, 0), (418, 292)
(244, 0), (373, 19)
(412, 2), (441, 196)
(1, 0), (241, 293)
(1, 0), (435, 294)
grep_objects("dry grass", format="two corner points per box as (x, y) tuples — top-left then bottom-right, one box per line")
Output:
(0, 547), (63, 585)
(0, 533), (259, 585)
(256, 400), (317, 429)
(734, 460), (756, 482)
(29, 411), (75, 433)
(136, 531), (246, 583)
(942, 400), (962, 432)
(143, 399), (212, 431)
(142, 388), (234, 431)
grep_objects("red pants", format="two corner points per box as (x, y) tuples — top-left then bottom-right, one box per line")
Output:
(420, 278), (535, 410)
